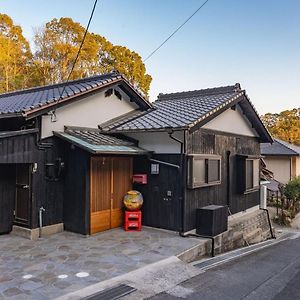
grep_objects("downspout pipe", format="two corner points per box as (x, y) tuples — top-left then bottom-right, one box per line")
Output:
(260, 208), (276, 239)
(226, 151), (231, 207)
(168, 131), (185, 235)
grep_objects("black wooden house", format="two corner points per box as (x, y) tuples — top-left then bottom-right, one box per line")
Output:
(100, 84), (273, 232)
(0, 73), (272, 238)
(0, 72), (152, 238)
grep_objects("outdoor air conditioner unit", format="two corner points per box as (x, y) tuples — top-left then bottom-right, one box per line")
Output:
(196, 205), (228, 237)
(260, 185), (267, 210)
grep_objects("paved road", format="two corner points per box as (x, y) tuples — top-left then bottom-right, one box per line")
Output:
(149, 235), (300, 300)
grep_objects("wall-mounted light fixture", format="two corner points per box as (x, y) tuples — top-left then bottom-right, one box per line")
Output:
(32, 163), (38, 173)
(49, 110), (57, 122)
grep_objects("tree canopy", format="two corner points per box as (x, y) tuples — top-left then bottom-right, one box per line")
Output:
(0, 14), (33, 92)
(0, 14), (152, 96)
(261, 108), (300, 146)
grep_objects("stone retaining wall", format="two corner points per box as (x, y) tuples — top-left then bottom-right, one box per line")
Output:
(212, 209), (273, 255)
(179, 208), (274, 262)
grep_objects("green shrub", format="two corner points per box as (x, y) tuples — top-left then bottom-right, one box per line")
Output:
(284, 176), (300, 201)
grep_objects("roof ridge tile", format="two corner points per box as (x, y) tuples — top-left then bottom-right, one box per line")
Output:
(0, 71), (152, 116)
(0, 72), (119, 99)
(156, 83), (241, 101)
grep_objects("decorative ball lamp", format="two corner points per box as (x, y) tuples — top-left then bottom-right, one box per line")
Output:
(123, 190), (143, 211)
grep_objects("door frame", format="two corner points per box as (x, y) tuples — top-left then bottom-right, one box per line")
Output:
(14, 164), (32, 228)
(0, 164), (15, 233)
(89, 156), (133, 234)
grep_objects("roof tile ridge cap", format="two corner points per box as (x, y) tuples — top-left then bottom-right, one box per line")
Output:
(240, 90), (264, 118)
(99, 110), (141, 128)
(275, 138), (299, 154)
(241, 91), (273, 143)
(154, 89), (244, 106)
(0, 72), (119, 99)
(64, 125), (101, 133)
(99, 109), (152, 131)
(118, 73), (151, 103)
(157, 84), (241, 101)
(108, 109), (155, 131)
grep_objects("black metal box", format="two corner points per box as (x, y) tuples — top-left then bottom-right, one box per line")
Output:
(196, 205), (228, 236)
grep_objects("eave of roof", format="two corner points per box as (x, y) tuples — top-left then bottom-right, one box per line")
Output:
(239, 93), (273, 143)
(54, 127), (149, 155)
(0, 128), (38, 139)
(0, 72), (152, 119)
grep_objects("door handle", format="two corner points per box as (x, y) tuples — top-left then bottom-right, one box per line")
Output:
(22, 185), (30, 189)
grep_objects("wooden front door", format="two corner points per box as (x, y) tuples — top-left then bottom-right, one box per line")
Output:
(15, 164), (31, 227)
(90, 157), (132, 234)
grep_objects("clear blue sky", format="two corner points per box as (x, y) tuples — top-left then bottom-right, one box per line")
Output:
(1, 0), (300, 114)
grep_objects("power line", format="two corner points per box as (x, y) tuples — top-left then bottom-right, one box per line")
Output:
(58, 0), (98, 100)
(143, 0), (210, 62)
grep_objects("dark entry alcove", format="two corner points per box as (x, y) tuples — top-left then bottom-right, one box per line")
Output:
(0, 164), (15, 234)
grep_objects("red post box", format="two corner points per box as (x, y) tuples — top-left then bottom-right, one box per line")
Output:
(132, 174), (147, 184)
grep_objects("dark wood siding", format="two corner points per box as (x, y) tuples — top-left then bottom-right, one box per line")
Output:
(184, 128), (260, 231)
(0, 133), (64, 229)
(0, 117), (29, 131)
(31, 137), (64, 229)
(0, 132), (37, 164)
(63, 145), (90, 235)
(0, 165), (15, 233)
(133, 154), (181, 231)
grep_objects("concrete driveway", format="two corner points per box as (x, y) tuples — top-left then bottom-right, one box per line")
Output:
(0, 227), (203, 299)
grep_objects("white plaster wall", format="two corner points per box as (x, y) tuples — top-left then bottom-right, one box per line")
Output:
(264, 156), (291, 184)
(41, 89), (138, 138)
(203, 105), (258, 137)
(125, 131), (184, 154)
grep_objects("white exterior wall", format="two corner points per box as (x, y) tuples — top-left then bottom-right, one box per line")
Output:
(264, 156), (291, 184)
(41, 90), (138, 138)
(203, 105), (258, 137)
(126, 131), (184, 154)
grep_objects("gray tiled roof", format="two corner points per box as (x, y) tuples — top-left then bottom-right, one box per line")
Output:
(65, 127), (134, 146)
(101, 84), (244, 132)
(54, 127), (148, 155)
(0, 72), (150, 117)
(261, 139), (300, 156)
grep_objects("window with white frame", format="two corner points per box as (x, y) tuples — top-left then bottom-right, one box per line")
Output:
(188, 155), (221, 188)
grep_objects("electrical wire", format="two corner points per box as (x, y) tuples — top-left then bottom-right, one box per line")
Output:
(58, 0), (98, 100)
(143, 0), (210, 62)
